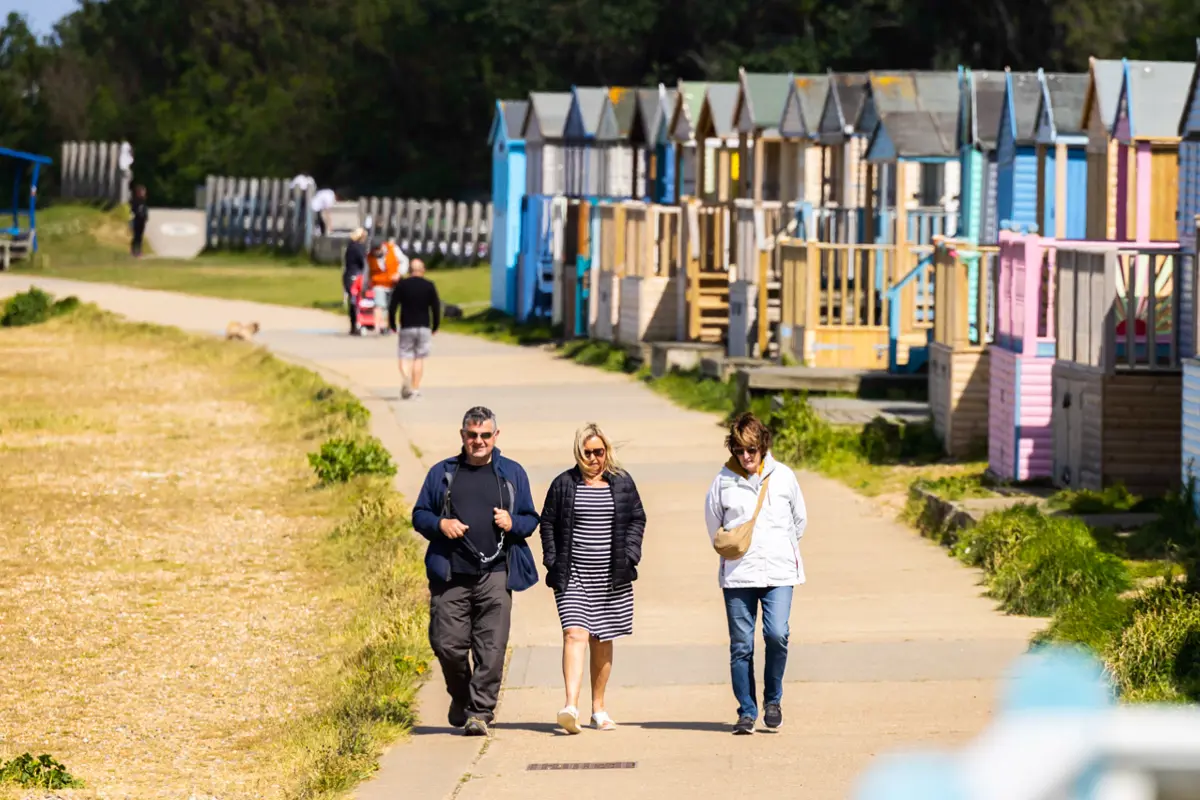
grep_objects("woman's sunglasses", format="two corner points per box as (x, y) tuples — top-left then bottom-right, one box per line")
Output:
(731, 446), (759, 457)
(583, 447), (606, 459)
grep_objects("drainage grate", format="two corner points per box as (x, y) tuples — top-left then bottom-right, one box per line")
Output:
(527, 762), (637, 771)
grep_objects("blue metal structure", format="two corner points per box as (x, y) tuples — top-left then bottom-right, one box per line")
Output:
(489, 100), (528, 315)
(0, 146), (53, 253)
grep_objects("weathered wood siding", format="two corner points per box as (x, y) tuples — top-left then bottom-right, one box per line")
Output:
(1103, 372), (1183, 495)
(931, 343), (990, 458)
(1053, 363), (1183, 495)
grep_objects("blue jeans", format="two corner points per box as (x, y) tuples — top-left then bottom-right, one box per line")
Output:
(722, 586), (793, 720)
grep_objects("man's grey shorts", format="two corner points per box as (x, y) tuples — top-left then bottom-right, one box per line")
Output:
(398, 327), (433, 359)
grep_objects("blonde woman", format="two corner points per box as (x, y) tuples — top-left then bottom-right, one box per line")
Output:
(539, 423), (646, 734)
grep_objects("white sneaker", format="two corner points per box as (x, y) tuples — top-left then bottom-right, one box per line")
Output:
(557, 705), (581, 734)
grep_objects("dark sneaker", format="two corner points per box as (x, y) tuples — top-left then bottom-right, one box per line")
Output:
(448, 700), (467, 728)
(733, 715), (755, 735)
(764, 703), (783, 730)
(463, 717), (490, 737)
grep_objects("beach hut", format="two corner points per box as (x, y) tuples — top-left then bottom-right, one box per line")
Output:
(519, 92), (571, 322)
(489, 98), (528, 314)
(994, 70), (1043, 239)
(928, 237), (996, 457)
(1082, 58), (1126, 240)
(958, 69), (1008, 244)
(1033, 71), (1090, 241)
(604, 87), (640, 199)
(668, 81), (707, 202)
(860, 71), (961, 372)
(779, 74), (832, 206)
(564, 86), (615, 199)
(694, 82), (742, 206)
(862, 70), (962, 246)
(635, 85), (677, 203)
(652, 85), (680, 203)
(812, 72), (870, 241)
(728, 70), (795, 358)
(1111, 59), (1194, 243)
(734, 69), (795, 203)
(1052, 243), (1183, 496)
(1176, 44), (1200, 507)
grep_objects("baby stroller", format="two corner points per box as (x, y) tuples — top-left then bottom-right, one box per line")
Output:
(348, 273), (377, 334)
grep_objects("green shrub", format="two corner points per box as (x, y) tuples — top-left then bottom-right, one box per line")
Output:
(953, 505), (1130, 616)
(313, 386), (369, 428)
(0, 753), (83, 789)
(308, 437), (397, 484)
(989, 524), (1130, 616)
(1108, 584), (1200, 701)
(1047, 483), (1153, 514)
(952, 504), (1044, 573)
(913, 471), (996, 501)
(0, 289), (83, 327)
(1032, 591), (1134, 655)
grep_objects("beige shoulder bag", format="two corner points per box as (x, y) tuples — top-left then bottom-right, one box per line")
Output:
(712, 475), (771, 560)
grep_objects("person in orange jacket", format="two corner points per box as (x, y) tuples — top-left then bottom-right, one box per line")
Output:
(367, 238), (410, 331)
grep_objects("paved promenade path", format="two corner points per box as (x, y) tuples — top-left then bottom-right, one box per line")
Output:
(0, 276), (1042, 799)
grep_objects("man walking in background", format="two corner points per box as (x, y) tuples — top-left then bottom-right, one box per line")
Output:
(411, 406), (540, 736)
(387, 258), (440, 399)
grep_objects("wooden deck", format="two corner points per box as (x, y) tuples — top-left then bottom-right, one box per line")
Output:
(733, 365), (928, 410)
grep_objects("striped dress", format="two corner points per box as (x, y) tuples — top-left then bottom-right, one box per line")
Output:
(553, 485), (634, 642)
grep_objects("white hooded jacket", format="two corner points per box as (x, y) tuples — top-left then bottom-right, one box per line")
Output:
(704, 452), (807, 589)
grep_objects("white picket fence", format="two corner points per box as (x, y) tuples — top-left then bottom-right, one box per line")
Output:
(59, 141), (132, 205)
(357, 197), (493, 265)
(203, 175), (314, 253)
(202, 173), (493, 263)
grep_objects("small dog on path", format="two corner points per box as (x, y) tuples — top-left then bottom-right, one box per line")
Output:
(225, 321), (260, 341)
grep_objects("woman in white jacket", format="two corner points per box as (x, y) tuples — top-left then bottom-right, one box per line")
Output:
(704, 412), (807, 735)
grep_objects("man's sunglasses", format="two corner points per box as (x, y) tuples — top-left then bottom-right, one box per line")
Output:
(583, 447), (606, 459)
(462, 430), (495, 441)
(731, 446), (759, 457)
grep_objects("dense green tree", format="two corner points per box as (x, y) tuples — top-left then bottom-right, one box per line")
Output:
(1, 0), (1197, 205)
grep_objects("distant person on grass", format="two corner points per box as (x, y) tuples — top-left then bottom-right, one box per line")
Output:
(412, 406), (540, 737)
(387, 258), (440, 400)
(130, 185), (149, 258)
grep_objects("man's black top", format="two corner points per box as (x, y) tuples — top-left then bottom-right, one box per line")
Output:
(387, 276), (442, 331)
(447, 459), (506, 575)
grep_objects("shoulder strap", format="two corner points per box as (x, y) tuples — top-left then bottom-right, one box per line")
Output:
(748, 475), (771, 522)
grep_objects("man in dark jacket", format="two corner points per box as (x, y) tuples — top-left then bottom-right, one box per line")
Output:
(342, 228), (368, 335)
(130, 185), (149, 257)
(411, 406), (540, 736)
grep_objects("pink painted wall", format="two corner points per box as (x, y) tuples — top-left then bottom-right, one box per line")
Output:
(989, 229), (1064, 482)
(994, 230), (1055, 357)
(988, 324), (1057, 481)
(1135, 141), (1152, 243)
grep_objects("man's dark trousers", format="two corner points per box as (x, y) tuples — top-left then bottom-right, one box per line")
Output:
(429, 570), (511, 722)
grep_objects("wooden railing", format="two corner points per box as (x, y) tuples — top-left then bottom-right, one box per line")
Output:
(1056, 244), (1183, 373)
(778, 239), (927, 367)
(932, 239), (997, 351)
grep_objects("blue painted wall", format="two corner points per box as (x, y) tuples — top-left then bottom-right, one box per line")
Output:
(655, 141), (676, 203)
(490, 133), (526, 314)
(1183, 359), (1200, 515)
(1065, 146), (1088, 239)
(1041, 147), (1056, 236)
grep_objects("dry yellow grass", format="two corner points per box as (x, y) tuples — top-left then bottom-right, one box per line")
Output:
(0, 309), (425, 799)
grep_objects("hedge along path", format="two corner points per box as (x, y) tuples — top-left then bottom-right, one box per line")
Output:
(0, 309), (415, 799)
